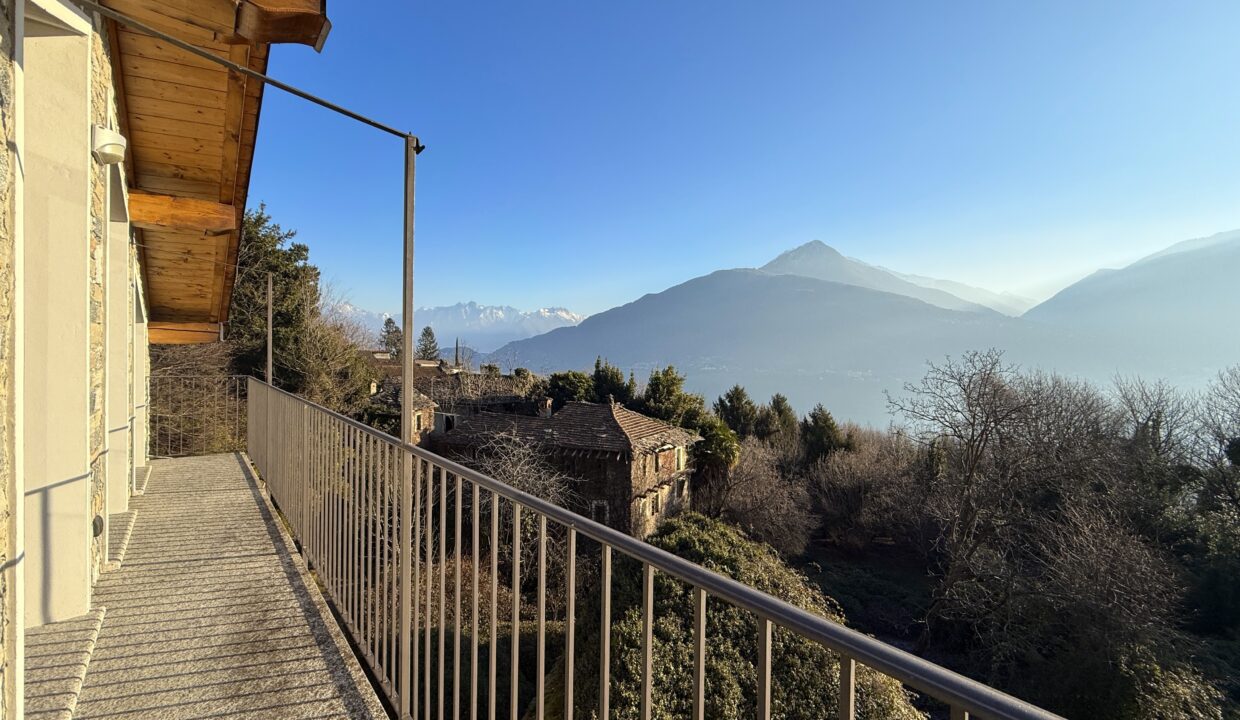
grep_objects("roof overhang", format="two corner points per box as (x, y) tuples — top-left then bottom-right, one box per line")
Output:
(104, 0), (331, 343)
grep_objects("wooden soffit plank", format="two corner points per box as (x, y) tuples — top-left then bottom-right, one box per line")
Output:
(149, 322), (221, 345)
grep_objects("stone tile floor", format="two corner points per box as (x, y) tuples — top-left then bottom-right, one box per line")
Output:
(73, 454), (387, 719)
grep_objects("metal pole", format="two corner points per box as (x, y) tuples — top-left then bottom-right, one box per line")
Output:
(398, 134), (417, 720)
(266, 272), (273, 384)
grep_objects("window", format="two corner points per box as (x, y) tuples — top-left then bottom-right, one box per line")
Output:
(676, 447), (685, 471)
(590, 501), (610, 525)
(654, 453), (660, 472)
(416, 414), (423, 431)
(651, 494), (661, 516)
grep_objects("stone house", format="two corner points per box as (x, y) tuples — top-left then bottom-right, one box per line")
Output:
(368, 375), (437, 446)
(0, 0), (329, 715)
(436, 401), (701, 539)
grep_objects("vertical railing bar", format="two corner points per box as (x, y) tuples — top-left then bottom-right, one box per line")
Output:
(489, 490), (499, 720)
(412, 454), (423, 719)
(377, 440), (387, 682)
(339, 418), (347, 608)
(379, 440), (388, 683)
(600, 544), (611, 720)
(439, 466), (447, 720)
(314, 413), (323, 588)
(949, 707), (968, 720)
(693, 587), (705, 720)
(367, 431), (376, 664)
(757, 618), (771, 720)
(510, 502), (522, 720)
(353, 426), (362, 633)
(388, 441), (397, 689)
(564, 527), (576, 720)
(454, 473), (462, 720)
(354, 425), (364, 631)
(345, 424), (355, 625)
(471, 481), (480, 720)
(640, 564), (653, 720)
(425, 460), (433, 720)
(536, 514), (546, 720)
(315, 411), (324, 571)
(839, 655), (856, 720)
(362, 433), (372, 659)
(324, 415), (333, 598)
(389, 441), (399, 689)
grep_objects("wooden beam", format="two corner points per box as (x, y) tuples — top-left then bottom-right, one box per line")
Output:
(235, 0), (331, 50)
(149, 322), (221, 344)
(130, 190), (236, 234)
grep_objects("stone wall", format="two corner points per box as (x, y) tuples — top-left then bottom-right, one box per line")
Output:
(87, 18), (115, 587)
(0, 0), (17, 714)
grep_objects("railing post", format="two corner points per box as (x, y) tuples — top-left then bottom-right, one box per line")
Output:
(400, 446), (413, 719)
(301, 402), (309, 534)
(839, 656), (856, 720)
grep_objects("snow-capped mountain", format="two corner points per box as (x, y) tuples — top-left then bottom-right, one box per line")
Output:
(333, 301), (585, 353)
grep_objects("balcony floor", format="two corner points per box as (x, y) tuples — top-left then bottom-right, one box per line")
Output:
(74, 454), (387, 720)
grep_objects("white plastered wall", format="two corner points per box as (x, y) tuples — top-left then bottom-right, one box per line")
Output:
(105, 163), (130, 519)
(20, 0), (93, 626)
(132, 276), (147, 475)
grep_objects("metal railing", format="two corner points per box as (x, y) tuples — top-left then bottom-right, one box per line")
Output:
(246, 378), (1063, 720)
(150, 375), (247, 457)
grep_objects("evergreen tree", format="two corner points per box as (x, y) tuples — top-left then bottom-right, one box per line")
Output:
(637, 366), (707, 430)
(416, 326), (440, 360)
(225, 206), (373, 411)
(228, 206), (319, 385)
(800, 403), (849, 463)
(547, 370), (594, 411)
(591, 357), (636, 404)
(693, 415), (741, 482)
(756, 393), (800, 447)
(714, 385), (759, 438)
(379, 317), (403, 358)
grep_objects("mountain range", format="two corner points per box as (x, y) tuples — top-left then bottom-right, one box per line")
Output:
(485, 231), (1240, 424)
(333, 301), (585, 353)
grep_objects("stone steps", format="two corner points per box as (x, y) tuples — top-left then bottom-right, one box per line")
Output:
(103, 510), (137, 572)
(24, 608), (106, 720)
(132, 466), (151, 496)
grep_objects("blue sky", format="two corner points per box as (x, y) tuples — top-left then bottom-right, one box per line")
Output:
(249, 1), (1240, 316)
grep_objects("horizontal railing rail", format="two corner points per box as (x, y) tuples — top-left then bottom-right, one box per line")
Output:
(246, 378), (1063, 720)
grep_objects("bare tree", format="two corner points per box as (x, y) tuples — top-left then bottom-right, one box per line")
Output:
(455, 429), (582, 615)
(1113, 375), (1199, 463)
(710, 438), (814, 556)
(279, 283), (375, 413)
(808, 425), (925, 551)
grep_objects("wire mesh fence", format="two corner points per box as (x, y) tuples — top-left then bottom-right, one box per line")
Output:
(149, 375), (248, 458)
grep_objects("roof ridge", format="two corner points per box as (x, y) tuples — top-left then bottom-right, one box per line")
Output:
(607, 400), (637, 451)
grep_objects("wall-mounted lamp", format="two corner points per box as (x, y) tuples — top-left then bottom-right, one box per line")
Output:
(92, 125), (127, 165)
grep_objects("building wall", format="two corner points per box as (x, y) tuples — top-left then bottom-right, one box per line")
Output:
(87, 22), (116, 585)
(0, 0), (18, 715)
(629, 448), (692, 540)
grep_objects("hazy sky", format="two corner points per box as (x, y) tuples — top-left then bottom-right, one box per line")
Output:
(249, 1), (1240, 316)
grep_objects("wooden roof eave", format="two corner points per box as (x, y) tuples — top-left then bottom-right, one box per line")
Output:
(104, 0), (330, 344)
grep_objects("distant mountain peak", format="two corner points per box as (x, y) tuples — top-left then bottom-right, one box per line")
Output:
(761, 240), (994, 314)
(332, 300), (584, 353)
(770, 239), (844, 263)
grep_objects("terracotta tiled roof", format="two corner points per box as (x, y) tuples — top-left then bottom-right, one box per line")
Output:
(442, 401), (700, 455)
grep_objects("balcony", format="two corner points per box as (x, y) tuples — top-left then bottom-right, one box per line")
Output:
(37, 378), (1063, 720)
